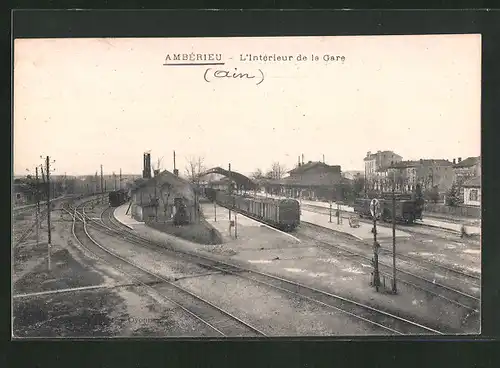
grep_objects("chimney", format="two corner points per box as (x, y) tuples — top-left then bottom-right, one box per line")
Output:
(301, 154), (304, 165)
(419, 159), (423, 164)
(323, 154), (325, 163)
(153, 169), (160, 177)
(143, 152), (151, 179)
(298, 156), (301, 167)
(458, 157), (462, 163)
(173, 150), (179, 176)
(453, 158), (456, 164)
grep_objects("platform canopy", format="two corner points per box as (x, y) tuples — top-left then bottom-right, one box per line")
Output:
(200, 167), (258, 190)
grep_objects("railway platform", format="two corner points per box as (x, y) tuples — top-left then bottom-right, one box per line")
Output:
(416, 219), (480, 236)
(113, 203), (144, 229)
(200, 202), (301, 246)
(301, 209), (411, 241)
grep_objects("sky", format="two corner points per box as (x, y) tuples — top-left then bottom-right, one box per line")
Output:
(13, 35), (481, 177)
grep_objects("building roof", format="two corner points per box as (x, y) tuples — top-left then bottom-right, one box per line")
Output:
(201, 167), (258, 189)
(453, 156), (480, 168)
(463, 176), (481, 188)
(363, 150), (402, 161)
(420, 159), (453, 166)
(288, 161), (341, 175)
(387, 160), (420, 169)
(387, 159), (452, 169)
(342, 171), (364, 179)
(130, 170), (195, 202)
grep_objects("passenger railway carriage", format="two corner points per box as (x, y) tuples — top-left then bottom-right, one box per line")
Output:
(204, 188), (300, 231)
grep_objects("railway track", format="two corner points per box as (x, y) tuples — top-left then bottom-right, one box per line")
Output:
(13, 213), (46, 246)
(301, 203), (466, 236)
(13, 196), (84, 247)
(66, 204), (266, 338)
(298, 222), (480, 314)
(81, 202), (445, 335)
(301, 204), (481, 279)
(302, 220), (480, 284)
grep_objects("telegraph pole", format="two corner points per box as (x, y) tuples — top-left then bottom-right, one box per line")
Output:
(337, 202), (341, 225)
(234, 212), (238, 239)
(100, 165), (104, 204)
(35, 167), (40, 247)
(228, 163), (232, 221)
(46, 156), (52, 271)
(39, 165), (45, 228)
(392, 172), (397, 294)
(329, 201), (332, 223)
(95, 171), (98, 195)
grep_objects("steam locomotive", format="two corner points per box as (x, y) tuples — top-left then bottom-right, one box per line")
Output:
(353, 191), (424, 224)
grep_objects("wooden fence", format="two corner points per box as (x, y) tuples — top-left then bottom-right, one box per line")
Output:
(424, 203), (481, 218)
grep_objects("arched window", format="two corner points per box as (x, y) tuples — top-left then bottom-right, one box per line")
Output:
(469, 189), (478, 201)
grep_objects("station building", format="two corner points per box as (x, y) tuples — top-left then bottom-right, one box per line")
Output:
(129, 170), (199, 223)
(261, 161), (344, 201)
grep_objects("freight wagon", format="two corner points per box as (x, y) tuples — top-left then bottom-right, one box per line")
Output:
(204, 188), (300, 231)
(109, 189), (129, 207)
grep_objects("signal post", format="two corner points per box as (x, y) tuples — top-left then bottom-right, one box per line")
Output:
(370, 198), (381, 292)
(391, 181), (398, 294)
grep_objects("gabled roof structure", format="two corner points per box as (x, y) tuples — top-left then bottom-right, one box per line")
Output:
(288, 161), (341, 175)
(453, 156), (480, 168)
(200, 167), (258, 190)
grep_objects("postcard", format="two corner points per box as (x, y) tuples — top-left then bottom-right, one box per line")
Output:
(12, 34), (481, 338)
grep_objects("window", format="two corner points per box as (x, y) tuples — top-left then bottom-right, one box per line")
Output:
(469, 189), (478, 201)
(16, 193), (21, 199)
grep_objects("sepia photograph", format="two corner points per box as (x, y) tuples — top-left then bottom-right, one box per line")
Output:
(12, 34), (481, 338)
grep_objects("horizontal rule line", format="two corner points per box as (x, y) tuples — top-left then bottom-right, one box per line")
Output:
(163, 63), (225, 66)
